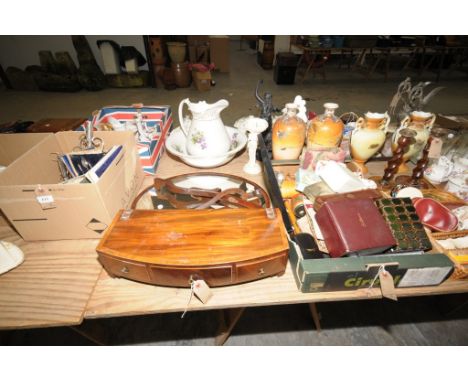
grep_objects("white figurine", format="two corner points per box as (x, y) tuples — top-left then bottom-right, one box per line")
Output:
(282, 95), (308, 123)
(234, 116), (268, 175)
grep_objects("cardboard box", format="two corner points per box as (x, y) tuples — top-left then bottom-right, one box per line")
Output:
(79, 105), (172, 175)
(187, 35), (210, 47)
(192, 70), (211, 91)
(209, 36), (230, 73)
(188, 46), (197, 63)
(0, 133), (51, 167)
(196, 46), (210, 65)
(289, 241), (454, 292)
(0, 131), (144, 241)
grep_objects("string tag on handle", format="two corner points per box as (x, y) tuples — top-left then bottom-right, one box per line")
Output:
(181, 278), (195, 319)
(379, 267), (398, 301)
(367, 265), (398, 301)
(181, 277), (213, 319)
(192, 279), (213, 304)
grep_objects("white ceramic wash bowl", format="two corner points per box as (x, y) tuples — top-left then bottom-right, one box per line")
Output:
(165, 126), (247, 168)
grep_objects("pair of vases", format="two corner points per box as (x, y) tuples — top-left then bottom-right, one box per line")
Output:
(351, 111), (435, 174)
(272, 102), (345, 162)
(348, 111), (435, 173)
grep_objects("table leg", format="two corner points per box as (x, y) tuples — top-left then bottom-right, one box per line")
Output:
(368, 50), (382, 78)
(417, 47), (426, 77)
(301, 62), (313, 83)
(437, 48), (446, 82)
(70, 320), (108, 345)
(214, 307), (245, 346)
(423, 52), (437, 76)
(352, 49), (367, 71)
(308, 303), (322, 332)
(384, 51), (391, 81)
(348, 49), (354, 70)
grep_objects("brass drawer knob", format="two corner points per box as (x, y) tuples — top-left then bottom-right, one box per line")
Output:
(258, 268), (265, 275)
(120, 267), (130, 274)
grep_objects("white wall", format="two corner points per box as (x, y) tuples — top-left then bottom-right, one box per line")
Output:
(0, 35), (147, 71)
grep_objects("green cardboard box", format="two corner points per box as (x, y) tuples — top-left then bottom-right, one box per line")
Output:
(288, 241), (454, 293)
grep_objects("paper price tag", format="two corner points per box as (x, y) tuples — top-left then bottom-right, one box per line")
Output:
(428, 137), (442, 159)
(379, 270), (398, 301)
(193, 279), (213, 304)
(34, 185), (56, 210)
(36, 195), (54, 204)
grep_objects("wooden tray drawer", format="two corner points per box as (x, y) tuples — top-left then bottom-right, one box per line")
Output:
(99, 255), (151, 283)
(236, 254), (287, 283)
(150, 265), (233, 287)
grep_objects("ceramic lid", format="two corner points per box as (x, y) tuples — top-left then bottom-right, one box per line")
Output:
(365, 112), (387, 119)
(323, 102), (339, 110)
(411, 111), (433, 119)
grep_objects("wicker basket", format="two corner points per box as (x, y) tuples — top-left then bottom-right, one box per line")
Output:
(421, 188), (466, 206)
(430, 229), (468, 280)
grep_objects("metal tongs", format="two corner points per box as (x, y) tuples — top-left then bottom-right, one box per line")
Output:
(76, 122), (103, 151)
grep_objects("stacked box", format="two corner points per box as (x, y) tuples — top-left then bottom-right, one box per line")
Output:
(0, 131), (144, 241)
(79, 105), (172, 175)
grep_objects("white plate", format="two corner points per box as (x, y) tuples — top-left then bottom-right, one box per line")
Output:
(0, 241), (24, 275)
(165, 126), (247, 168)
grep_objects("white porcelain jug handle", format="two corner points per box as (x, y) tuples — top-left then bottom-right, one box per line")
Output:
(178, 98), (190, 137)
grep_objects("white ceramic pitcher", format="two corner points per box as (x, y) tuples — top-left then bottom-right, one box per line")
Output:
(178, 98), (231, 156)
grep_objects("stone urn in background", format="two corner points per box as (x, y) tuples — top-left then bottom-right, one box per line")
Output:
(350, 112), (390, 174)
(167, 42), (187, 63)
(150, 37), (166, 65)
(392, 111), (435, 173)
(307, 102), (344, 149)
(272, 103), (307, 160)
(171, 62), (191, 88)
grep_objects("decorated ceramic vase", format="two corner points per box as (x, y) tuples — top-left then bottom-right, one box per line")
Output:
(307, 102), (344, 149)
(392, 111), (436, 173)
(272, 103), (306, 160)
(350, 112), (390, 174)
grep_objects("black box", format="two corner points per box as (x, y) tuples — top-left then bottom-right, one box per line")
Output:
(274, 53), (299, 85)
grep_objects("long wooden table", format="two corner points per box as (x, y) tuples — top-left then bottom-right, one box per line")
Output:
(1, 150), (467, 343)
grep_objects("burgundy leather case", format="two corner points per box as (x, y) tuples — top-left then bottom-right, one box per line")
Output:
(315, 198), (397, 258)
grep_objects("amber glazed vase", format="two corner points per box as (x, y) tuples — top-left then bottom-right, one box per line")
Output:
(272, 103), (306, 160)
(307, 102), (344, 149)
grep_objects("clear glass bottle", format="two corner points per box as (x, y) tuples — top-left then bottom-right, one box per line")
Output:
(272, 104), (306, 160)
(307, 102), (344, 149)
